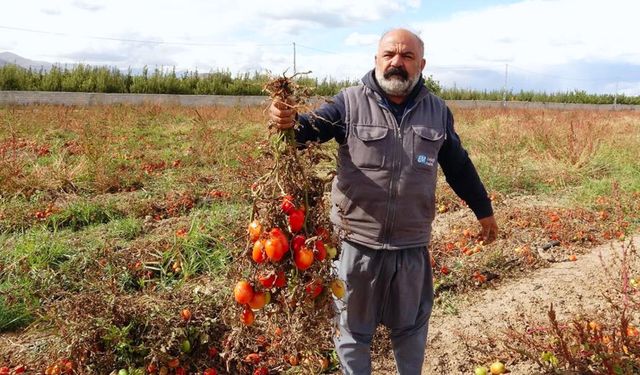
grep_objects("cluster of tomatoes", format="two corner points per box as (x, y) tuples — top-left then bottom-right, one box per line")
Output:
(233, 193), (345, 327)
(0, 365), (26, 375)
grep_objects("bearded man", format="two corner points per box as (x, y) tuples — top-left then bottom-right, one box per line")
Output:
(269, 28), (498, 374)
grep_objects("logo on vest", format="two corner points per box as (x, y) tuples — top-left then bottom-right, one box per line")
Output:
(416, 154), (436, 167)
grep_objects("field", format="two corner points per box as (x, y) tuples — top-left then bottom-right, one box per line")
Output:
(0, 103), (639, 374)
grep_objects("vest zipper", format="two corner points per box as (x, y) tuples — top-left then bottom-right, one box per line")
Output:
(381, 100), (419, 248)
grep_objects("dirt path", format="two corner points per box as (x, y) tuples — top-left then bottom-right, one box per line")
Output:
(370, 236), (639, 374)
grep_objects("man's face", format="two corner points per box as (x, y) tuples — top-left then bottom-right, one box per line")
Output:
(374, 30), (426, 98)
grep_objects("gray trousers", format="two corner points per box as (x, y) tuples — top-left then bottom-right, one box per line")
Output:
(333, 241), (434, 375)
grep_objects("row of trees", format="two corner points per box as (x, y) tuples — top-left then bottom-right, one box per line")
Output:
(0, 64), (354, 96)
(1, 63), (638, 104)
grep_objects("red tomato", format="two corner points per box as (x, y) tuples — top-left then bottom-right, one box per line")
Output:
(288, 209), (305, 233)
(305, 280), (324, 299)
(274, 271), (286, 288)
(167, 358), (180, 368)
(146, 363), (158, 374)
(175, 367), (186, 375)
(258, 273), (276, 288)
(292, 235), (306, 252)
(253, 367), (268, 375)
(208, 346), (219, 358)
(281, 194), (295, 214)
(316, 226), (330, 241)
(203, 369), (218, 375)
(0, 367), (9, 375)
(314, 240), (327, 261)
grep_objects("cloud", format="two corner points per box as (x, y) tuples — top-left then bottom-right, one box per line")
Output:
(60, 30), (184, 67)
(344, 33), (379, 47)
(259, 0), (420, 29)
(41, 8), (61, 15)
(414, 0), (640, 69)
(72, 0), (104, 12)
(410, 0), (640, 93)
(4, 0), (638, 94)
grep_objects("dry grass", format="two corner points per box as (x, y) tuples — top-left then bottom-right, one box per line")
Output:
(0, 103), (639, 373)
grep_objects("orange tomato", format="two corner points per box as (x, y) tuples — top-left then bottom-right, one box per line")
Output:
(248, 220), (262, 242)
(244, 353), (261, 364)
(252, 240), (266, 263)
(264, 237), (284, 262)
(180, 308), (192, 321)
(234, 280), (254, 304)
(287, 354), (299, 366)
(294, 247), (314, 271)
(240, 307), (255, 325)
(248, 291), (270, 309)
(270, 228), (289, 252)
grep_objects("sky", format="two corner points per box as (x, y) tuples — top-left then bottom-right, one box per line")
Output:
(2, 0), (640, 95)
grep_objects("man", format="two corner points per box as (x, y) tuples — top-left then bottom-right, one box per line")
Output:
(269, 28), (498, 375)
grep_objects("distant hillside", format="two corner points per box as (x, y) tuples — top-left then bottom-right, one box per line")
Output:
(0, 52), (52, 70)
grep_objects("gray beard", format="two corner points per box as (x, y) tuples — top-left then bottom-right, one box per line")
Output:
(375, 69), (421, 97)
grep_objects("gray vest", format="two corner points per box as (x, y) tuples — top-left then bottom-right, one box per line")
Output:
(330, 84), (448, 249)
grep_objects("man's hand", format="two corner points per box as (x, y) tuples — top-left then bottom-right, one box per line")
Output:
(478, 215), (498, 244)
(269, 99), (296, 129)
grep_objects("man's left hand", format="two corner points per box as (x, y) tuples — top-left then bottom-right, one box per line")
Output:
(478, 215), (499, 244)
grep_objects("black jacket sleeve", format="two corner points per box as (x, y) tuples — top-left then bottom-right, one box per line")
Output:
(437, 107), (493, 219)
(294, 92), (347, 146)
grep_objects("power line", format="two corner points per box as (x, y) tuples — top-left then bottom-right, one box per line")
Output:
(0, 24), (289, 47)
(295, 43), (340, 55)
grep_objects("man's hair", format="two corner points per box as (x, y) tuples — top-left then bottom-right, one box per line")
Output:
(379, 28), (424, 55)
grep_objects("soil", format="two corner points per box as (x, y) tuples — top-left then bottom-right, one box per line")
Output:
(370, 235), (639, 374)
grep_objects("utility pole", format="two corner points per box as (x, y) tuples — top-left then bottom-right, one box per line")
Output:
(293, 42), (297, 75)
(502, 63), (509, 106)
(614, 81), (618, 110)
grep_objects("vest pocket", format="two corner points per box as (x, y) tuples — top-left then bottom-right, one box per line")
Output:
(411, 125), (444, 171)
(349, 124), (389, 169)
